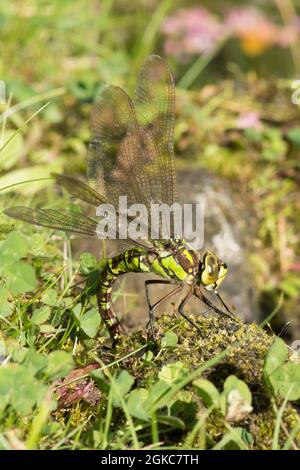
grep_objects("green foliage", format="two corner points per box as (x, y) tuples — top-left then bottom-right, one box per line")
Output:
(41, 288), (58, 307)
(158, 361), (188, 385)
(280, 275), (300, 299)
(0, 231), (37, 295)
(213, 427), (253, 450)
(44, 351), (74, 380)
(0, 287), (13, 317)
(73, 304), (101, 338)
(193, 379), (220, 408)
(79, 252), (99, 276)
(286, 127), (300, 147)
(194, 375), (253, 421)
(161, 331), (178, 348)
(221, 376), (252, 421)
(245, 127), (287, 162)
(0, 366), (46, 416)
(111, 371), (135, 407)
(264, 338), (300, 401)
(0, 130), (24, 171)
(0, 348), (73, 417)
(31, 306), (51, 325)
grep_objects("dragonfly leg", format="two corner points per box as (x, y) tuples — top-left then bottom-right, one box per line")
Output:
(215, 292), (234, 315)
(196, 288), (240, 323)
(145, 280), (181, 339)
(178, 289), (202, 333)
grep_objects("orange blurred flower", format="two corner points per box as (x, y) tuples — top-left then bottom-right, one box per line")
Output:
(226, 6), (298, 56)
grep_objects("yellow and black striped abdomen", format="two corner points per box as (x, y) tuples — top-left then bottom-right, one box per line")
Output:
(97, 248), (151, 340)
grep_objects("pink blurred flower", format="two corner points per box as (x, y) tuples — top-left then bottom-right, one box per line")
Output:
(225, 6), (299, 55)
(236, 112), (262, 131)
(289, 262), (300, 271)
(161, 7), (225, 58)
(277, 18), (300, 47)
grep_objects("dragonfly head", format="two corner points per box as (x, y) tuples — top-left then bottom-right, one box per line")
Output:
(197, 251), (228, 291)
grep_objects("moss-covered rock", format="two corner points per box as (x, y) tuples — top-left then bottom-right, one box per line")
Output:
(112, 312), (300, 449)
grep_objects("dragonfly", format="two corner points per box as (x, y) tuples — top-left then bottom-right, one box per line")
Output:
(5, 55), (237, 342)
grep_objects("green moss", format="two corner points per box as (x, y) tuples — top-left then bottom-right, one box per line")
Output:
(113, 312), (300, 449)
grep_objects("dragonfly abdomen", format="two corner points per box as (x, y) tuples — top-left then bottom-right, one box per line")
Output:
(97, 245), (198, 340)
(97, 248), (153, 340)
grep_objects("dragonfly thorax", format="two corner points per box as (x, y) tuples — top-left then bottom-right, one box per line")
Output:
(196, 251), (228, 292)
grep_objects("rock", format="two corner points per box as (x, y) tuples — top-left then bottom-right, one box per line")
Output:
(178, 169), (259, 322)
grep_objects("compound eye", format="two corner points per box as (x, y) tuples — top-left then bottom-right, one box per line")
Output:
(206, 255), (218, 279)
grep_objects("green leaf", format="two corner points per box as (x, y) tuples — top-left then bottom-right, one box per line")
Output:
(0, 302), (13, 318)
(31, 306), (51, 325)
(223, 376), (252, 404)
(0, 231), (28, 265)
(6, 261), (37, 294)
(41, 288), (58, 306)
(220, 375), (252, 420)
(0, 287), (9, 303)
(142, 350), (154, 362)
(79, 252), (98, 275)
(39, 324), (56, 334)
(193, 378), (220, 408)
(0, 161), (62, 196)
(112, 370), (135, 407)
(23, 350), (48, 375)
(0, 130), (23, 171)
(0, 392), (10, 415)
(11, 368), (46, 416)
(280, 275), (300, 299)
(264, 338), (288, 378)
(244, 127), (263, 143)
(261, 127), (286, 162)
(0, 367), (14, 396)
(127, 388), (149, 421)
(0, 366), (46, 416)
(161, 332), (178, 348)
(156, 414), (185, 430)
(286, 127), (300, 147)
(146, 380), (171, 412)
(91, 370), (110, 394)
(73, 305), (100, 338)
(79, 308), (100, 338)
(213, 427), (252, 450)
(268, 363), (300, 401)
(72, 303), (82, 318)
(158, 361), (189, 385)
(7, 344), (28, 363)
(44, 351), (73, 380)
(0, 287), (13, 318)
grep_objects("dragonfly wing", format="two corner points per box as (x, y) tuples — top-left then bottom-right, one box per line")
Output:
(134, 55), (178, 209)
(88, 85), (154, 214)
(4, 206), (156, 251)
(52, 173), (107, 206)
(88, 56), (179, 241)
(4, 207), (98, 237)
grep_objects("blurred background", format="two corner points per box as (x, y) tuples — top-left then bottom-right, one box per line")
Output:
(1, 0), (300, 341)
